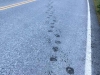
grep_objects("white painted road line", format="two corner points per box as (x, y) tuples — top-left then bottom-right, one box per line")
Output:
(85, 0), (92, 75)
(0, 0), (36, 10)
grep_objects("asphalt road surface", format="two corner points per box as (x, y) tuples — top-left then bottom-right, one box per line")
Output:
(0, 0), (95, 75)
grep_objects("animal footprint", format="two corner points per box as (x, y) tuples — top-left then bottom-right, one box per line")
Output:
(48, 30), (53, 32)
(50, 56), (57, 61)
(66, 67), (74, 74)
(47, 16), (50, 18)
(55, 40), (61, 44)
(49, 6), (53, 9)
(52, 47), (59, 52)
(49, 14), (52, 17)
(48, 71), (53, 75)
(50, 23), (55, 25)
(50, 26), (54, 28)
(53, 20), (56, 22)
(55, 34), (60, 37)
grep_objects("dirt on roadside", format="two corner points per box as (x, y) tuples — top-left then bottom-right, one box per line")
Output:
(94, 0), (100, 24)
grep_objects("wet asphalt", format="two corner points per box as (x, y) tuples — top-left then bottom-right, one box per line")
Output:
(0, 0), (98, 75)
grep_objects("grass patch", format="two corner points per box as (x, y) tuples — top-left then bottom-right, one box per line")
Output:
(94, 0), (100, 23)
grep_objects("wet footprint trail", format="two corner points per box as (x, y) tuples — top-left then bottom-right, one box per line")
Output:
(45, 0), (75, 75)
(45, 0), (74, 75)
(45, 0), (61, 75)
(45, 0), (60, 59)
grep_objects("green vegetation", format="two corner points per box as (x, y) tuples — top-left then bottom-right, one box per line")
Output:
(94, 0), (100, 22)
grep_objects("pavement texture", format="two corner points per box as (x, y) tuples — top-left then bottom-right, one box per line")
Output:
(0, 0), (94, 75)
(0, 0), (25, 6)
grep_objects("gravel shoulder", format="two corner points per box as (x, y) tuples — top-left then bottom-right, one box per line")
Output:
(89, 0), (100, 75)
